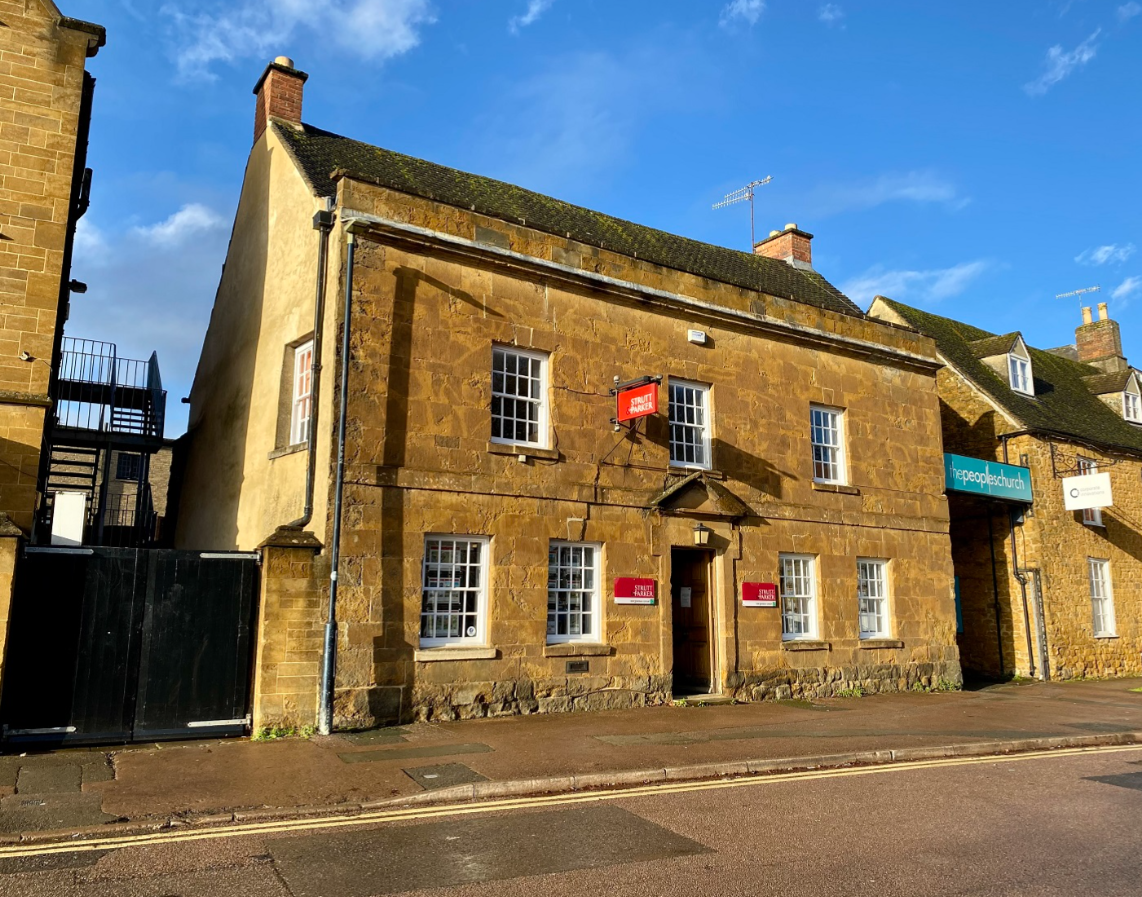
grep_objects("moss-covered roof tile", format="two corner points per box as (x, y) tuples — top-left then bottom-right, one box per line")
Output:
(274, 122), (864, 318)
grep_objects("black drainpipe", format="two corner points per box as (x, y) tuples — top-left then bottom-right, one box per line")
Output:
(288, 207), (334, 530)
(318, 227), (357, 736)
(1002, 436), (1035, 679)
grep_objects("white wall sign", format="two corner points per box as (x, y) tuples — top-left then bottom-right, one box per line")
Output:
(1062, 472), (1113, 511)
(50, 491), (86, 547)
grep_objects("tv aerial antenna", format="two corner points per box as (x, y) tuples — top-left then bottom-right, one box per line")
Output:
(713, 176), (773, 247)
(1056, 285), (1101, 309)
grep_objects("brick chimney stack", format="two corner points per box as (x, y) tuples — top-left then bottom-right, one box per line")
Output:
(253, 56), (308, 145)
(1076, 302), (1127, 372)
(754, 223), (813, 270)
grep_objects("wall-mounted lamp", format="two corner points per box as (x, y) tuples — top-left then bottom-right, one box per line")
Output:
(68, 280), (87, 294)
(692, 522), (712, 546)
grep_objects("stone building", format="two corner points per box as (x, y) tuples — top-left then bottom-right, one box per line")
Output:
(870, 298), (1142, 681)
(0, 1), (103, 534)
(177, 59), (961, 729)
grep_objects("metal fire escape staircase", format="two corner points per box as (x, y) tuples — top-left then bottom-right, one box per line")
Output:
(39, 338), (167, 546)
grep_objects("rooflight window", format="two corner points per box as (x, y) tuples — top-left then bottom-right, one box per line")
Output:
(1008, 343), (1033, 396)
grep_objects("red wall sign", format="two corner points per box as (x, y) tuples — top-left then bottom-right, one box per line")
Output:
(614, 577), (656, 605)
(742, 582), (778, 607)
(617, 382), (659, 422)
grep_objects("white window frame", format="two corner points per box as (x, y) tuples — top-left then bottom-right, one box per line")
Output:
(290, 340), (314, 446)
(546, 541), (602, 644)
(810, 404), (847, 484)
(1123, 387), (1141, 423)
(1008, 343), (1033, 396)
(1077, 457), (1103, 527)
(419, 535), (490, 648)
(780, 553), (818, 641)
(857, 558), (890, 639)
(668, 379), (712, 470)
(1088, 557), (1116, 637)
(491, 346), (549, 449)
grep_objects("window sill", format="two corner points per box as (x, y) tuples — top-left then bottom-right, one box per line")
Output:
(668, 466), (724, 480)
(268, 443), (307, 460)
(414, 646), (498, 662)
(782, 639), (830, 652)
(1094, 634), (1120, 640)
(859, 638), (904, 649)
(812, 481), (860, 495)
(487, 441), (559, 461)
(543, 642), (613, 657)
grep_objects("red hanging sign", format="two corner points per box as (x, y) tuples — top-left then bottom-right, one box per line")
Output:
(614, 577), (656, 605)
(616, 382), (659, 422)
(742, 582), (778, 607)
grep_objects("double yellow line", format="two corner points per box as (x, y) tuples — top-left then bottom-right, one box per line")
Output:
(3, 743), (1139, 859)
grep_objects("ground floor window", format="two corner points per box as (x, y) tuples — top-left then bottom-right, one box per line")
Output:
(780, 554), (817, 640)
(1088, 557), (1115, 637)
(547, 542), (600, 642)
(420, 536), (489, 647)
(858, 558), (890, 638)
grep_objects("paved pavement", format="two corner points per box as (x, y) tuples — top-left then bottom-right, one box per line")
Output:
(0, 740), (1140, 894)
(0, 677), (1139, 842)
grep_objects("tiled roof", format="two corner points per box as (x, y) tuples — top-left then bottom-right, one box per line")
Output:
(273, 122), (864, 318)
(879, 299), (1142, 455)
(969, 333), (1021, 358)
(1084, 370), (1135, 395)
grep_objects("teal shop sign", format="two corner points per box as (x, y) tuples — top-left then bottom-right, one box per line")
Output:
(944, 454), (1033, 503)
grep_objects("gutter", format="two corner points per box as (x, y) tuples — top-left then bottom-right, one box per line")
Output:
(338, 210), (943, 374)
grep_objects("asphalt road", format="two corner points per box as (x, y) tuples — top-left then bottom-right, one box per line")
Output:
(2, 745), (1141, 896)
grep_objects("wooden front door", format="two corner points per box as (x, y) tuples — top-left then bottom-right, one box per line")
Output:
(671, 548), (714, 694)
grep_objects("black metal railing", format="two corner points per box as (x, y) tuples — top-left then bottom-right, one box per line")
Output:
(54, 337), (166, 439)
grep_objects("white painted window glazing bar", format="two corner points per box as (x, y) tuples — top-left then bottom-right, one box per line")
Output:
(547, 542), (600, 642)
(669, 380), (711, 469)
(810, 405), (845, 483)
(858, 558), (889, 638)
(780, 554), (817, 640)
(1124, 391), (1141, 422)
(1088, 557), (1115, 637)
(290, 341), (314, 446)
(491, 347), (547, 447)
(420, 536), (489, 647)
(1009, 354), (1032, 395)
(1078, 457), (1103, 527)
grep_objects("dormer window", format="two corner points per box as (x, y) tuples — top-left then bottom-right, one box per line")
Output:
(1124, 386), (1142, 423)
(1008, 342), (1033, 396)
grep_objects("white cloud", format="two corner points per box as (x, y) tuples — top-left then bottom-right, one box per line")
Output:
(1024, 29), (1100, 96)
(841, 261), (990, 307)
(162, 0), (435, 80)
(1075, 243), (1136, 266)
(509, 0), (553, 34)
(1118, 3), (1142, 23)
(807, 170), (967, 217)
(132, 204), (227, 247)
(720, 0), (765, 28)
(818, 4), (844, 26)
(1112, 276), (1142, 303)
(73, 218), (107, 259)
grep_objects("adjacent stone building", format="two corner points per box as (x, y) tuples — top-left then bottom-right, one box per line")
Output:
(0, 1), (103, 534)
(177, 59), (962, 729)
(870, 298), (1142, 681)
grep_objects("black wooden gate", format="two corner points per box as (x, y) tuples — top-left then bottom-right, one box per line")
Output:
(0, 547), (259, 747)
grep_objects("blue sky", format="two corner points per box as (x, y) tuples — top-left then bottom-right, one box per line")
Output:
(69, 0), (1142, 434)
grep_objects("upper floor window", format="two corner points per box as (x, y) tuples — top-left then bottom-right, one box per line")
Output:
(1088, 557), (1115, 637)
(547, 542), (601, 643)
(420, 536), (489, 647)
(1008, 343), (1033, 396)
(1124, 388), (1141, 423)
(491, 346), (548, 448)
(669, 380), (711, 469)
(1077, 457), (1103, 527)
(810, 405), (846, 484)
(290, 340), (314, 446)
